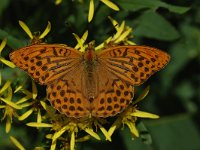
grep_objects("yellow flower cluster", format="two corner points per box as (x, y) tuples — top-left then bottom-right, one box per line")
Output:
(0, 19), (159, 150)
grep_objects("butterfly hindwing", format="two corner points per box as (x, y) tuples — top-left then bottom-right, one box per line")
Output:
(90, 64), (134, 117)
(46, 63), (91, 118)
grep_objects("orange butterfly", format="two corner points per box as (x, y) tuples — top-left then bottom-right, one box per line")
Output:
(10, 44), (170, 118)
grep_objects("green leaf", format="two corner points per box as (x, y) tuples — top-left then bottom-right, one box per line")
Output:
(134, 11), (179, 41)
(144, 115), (200, 150)
(137, 121), (152, 145)
(0, 29), (24, 49)
(117, 0), (190, 14)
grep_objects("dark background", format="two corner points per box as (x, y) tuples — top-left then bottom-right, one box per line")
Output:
(0, 0), (199, 150)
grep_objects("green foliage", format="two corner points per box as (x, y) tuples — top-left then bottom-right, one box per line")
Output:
(0, 0), (200, 150)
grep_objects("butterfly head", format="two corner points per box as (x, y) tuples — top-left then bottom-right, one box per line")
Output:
(84, 43), (96, 61)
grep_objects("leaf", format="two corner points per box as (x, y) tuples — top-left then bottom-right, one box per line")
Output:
(144, 115), (200, 150)
(137, 121), (152, 145)
(117, 0), (190, 14)
(134, 11), (179, 41)
(0, 29), (25, 49)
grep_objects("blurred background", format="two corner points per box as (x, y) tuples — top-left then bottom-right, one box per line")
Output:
(0, 0), (199, 150)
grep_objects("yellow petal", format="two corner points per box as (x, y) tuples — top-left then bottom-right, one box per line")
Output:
(94, 121), (111, 141)
(126, 121), (139, 137)
(88, 0), (94, 22)
(0, 105), (6, 109)
(14, 81), (26, 93)
(6, 86), (13, 101)
(126, 40), (136, 45)
(74, 30), (88, 50)
(32, 80), (37, 99)
(50, 140), (56, 150)
(0, 97), (22, 109)
(108, 16), (119, 30)
(46, 134), (53, 139)
(73, 33), (85, 52)
(40, 101), (47, 110)
(16, 96), (31, 104)
(19, 102), (33, 108)
(55, 0), (62, 5)
(85, 128), (101, 140)
(108, 117), (121, 137)
(0, 57), (16, 68)
(81, 30), (88, 42)
(19, 20), (33, 39)
(113, 21), (125, 41)
(95, 37), (112, 50)
(21, 89), (33, 97)
(0, 38), (7, 54)
(0, 80), (11, 94)
(39, 21), (51, 39)
(6, 117), (11, 133)
(70, 131), (75, 150)
(115, 27), (132, 43)
(26, 122), (53, 127)
(10, 136), (26, 150)
(37, 109), (42, 123)
(100, 0), (119, 11)
(108, 125), (117, 137)
(75, 135), (90, 142)
(52, 126), (69, 142)
(131, 110), (159, 119)
(18, 108), (34, 120)
(40, 101), (56, 115)
(99, 124), (111, 141)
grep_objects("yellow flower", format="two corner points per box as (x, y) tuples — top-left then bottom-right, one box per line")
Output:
(19, 20), (51, 44)
(108, 86), (159, 138)
(0, 81), (22, 133)
(73, 18), (134, 52)
(16, 80), (44, 123)
(26, 111), (112, 150)
(88, 0), (119, 22)
(73, 30), (88, 52)
(95, 17), (135, 50)
(0, 39), (16, 68)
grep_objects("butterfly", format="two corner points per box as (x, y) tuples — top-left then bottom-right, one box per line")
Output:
(10, 44), (170, 118)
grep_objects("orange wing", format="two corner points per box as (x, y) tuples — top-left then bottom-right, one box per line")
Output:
(97, 45), (170, 86)
(46, 64), (91, 118)
(90, 63), (134, 117)
(10, 44), (92, 118)
(10, 44), (83, 85)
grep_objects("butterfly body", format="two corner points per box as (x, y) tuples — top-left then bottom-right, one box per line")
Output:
(10, 44), (170, 118)
(82, 47), (98, 102)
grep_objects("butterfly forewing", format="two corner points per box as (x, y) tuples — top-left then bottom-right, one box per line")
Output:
(97, 46), (170, 86)
(10, 44), (82, 84)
